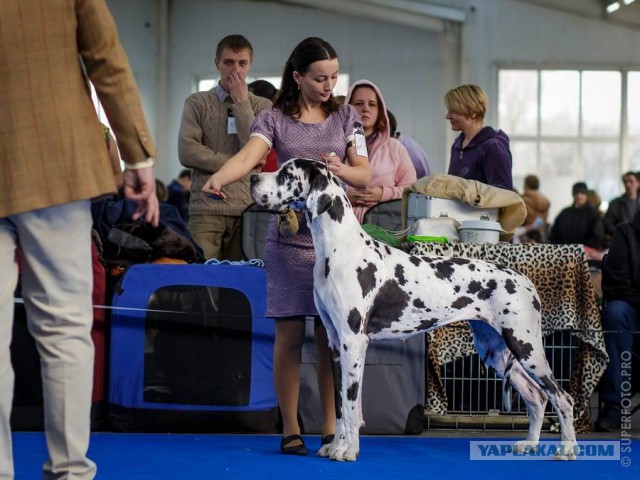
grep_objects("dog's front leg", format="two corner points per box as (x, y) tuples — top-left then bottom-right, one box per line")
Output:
(324, 333), (368, 462)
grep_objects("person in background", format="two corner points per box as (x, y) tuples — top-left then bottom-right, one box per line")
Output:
(178, 35), (271, 260)
(0, 1), (159, 478)
(520, 174), (550, 242)
(248, 79), (278, 173)
(167, 169), (192, 221)
(587, 189), (603, 213)
(248, 79), (278, 102)
(344, 80), (416, 222)
(156, 179), (168, 203)
(444, 84), (513, 190)
(202, 37), (370, 456)
(595, 211), (640, 431)
(549, 182), (605, 255)
(387, 109), (432, 178)
(604, 171), (640, 247)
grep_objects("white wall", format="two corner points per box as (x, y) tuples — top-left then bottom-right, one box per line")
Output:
(449, 0), (640, 217)
(105, 0), (640, 213)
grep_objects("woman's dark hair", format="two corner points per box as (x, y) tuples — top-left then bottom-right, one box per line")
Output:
(274, 37), (339, 119)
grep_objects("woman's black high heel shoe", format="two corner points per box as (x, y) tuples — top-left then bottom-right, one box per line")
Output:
(321, 434), (335, 446)
(280, 434), (308, 456)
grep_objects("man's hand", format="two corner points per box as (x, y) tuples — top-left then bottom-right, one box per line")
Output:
(123, 166), (160, 227)
(227, 71), (249, 103)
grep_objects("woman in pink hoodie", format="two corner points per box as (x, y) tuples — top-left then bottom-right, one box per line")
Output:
(345, 80), (417, 222)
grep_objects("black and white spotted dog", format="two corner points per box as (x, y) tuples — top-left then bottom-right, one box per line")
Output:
(250, 158), (577, 462)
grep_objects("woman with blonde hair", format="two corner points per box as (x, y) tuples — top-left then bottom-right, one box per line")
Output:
(444, 84), (513, 190)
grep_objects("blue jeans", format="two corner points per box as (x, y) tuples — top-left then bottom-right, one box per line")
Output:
(599, 300), (640, 405)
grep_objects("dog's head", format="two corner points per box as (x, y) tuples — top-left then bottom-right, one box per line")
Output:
(250, 158), (345, 222)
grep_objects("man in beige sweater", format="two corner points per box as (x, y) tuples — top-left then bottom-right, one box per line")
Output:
(178, 35), (271, 260)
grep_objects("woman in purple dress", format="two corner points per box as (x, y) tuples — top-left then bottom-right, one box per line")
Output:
(203, 37), (370, 455)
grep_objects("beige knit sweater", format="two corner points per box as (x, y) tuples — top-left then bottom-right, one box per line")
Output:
(178, 90), (272, 216)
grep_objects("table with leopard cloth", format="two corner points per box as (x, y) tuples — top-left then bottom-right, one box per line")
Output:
(410, 241), (608, 433)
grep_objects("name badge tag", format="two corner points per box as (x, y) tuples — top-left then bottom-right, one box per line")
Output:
(227, 116), (237, 135)
(353, 121), (368, 157)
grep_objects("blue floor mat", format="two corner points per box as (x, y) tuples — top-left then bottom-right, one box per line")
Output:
(13, 432), (640, 480)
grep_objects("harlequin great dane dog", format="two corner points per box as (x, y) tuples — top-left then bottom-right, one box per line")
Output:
(250, 158), (577, 462)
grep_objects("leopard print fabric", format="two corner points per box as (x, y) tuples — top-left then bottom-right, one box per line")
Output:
(412, 241), (608, 433)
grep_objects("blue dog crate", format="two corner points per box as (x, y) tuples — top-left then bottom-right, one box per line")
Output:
(108, 263), (276, 432)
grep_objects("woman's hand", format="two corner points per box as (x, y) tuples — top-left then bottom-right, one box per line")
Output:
(321, 151), (343, 176)
(346, 186), (382, 207)
(202, 174), (226, 200)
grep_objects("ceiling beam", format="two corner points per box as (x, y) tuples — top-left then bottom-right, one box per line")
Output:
(272, 0), (466, 32)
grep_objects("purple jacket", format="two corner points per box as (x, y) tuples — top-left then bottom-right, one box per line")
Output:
(448, 126), (513, 190)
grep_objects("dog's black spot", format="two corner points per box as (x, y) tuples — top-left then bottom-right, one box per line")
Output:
(538, 374), (560, 396)
(365, 280), (410, 334)
(395, 264), (407, 285)
(467, 279), (497, 300)
(503, 308), (510, 314)
(409, 256), (421, 267)
(347, 381), (359, 401)
(451, 258), (470, 266)
(451, 296), (473, 309)
(356, 262), (378, 297)
(384, 245), (392, 256)
(325, 257), (330, 278)
(413, 298), (425, 309)
(327, 195), (345, 223)
(331, 346), (343, 419)
(467, 280), (482, 295)
(469, 264), (476, 271)
(315, 192), (334, 217)
(482, 279), (497, 299)
(347, 308), (362, 334)
(454, 285), (460, 293)
(532, 295), (541, 312)
(530, 365), (536, 369)
(504, 278), (517, 294)
(433, 260), (455, 281)
(502, 327), (534, 361)
(417, 318), (438, 331)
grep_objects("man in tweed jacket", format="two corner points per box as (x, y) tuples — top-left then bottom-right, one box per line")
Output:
(178, 35), (271, 260)
(0, 1), (158, 478)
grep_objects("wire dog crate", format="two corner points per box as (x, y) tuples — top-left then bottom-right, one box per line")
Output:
(427, 330), (577, 429)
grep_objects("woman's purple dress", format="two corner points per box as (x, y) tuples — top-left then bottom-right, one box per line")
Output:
(250, 104), (361, 317)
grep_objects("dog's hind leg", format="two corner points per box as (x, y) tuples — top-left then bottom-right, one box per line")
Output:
(494, 316), (578, 460)
(469, 321), (547, 452)
(516, 348), (577, 460)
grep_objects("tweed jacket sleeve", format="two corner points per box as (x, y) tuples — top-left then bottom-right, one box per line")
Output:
(76, 0), (156, 165)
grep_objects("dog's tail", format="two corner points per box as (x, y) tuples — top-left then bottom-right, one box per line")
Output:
(502, 354), (515, 413)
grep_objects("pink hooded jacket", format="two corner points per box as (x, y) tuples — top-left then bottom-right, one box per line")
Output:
(345, 80), (417, 223)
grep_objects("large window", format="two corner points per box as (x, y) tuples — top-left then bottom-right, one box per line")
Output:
(498, 69), (638, 219)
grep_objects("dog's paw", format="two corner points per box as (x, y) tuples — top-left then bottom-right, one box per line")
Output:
(512, 440), (538, 454)
(330, 445), (359, 462)
(317, 444), (331, 458)
(553, 442), (578, 461)
(319, 439), (358, 461)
